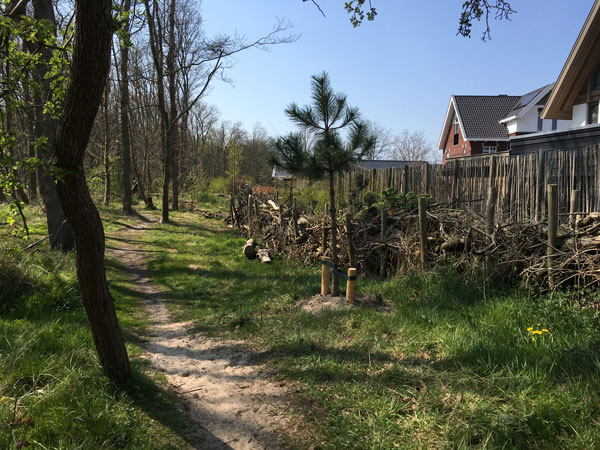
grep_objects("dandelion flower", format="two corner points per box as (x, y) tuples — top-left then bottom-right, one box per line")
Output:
(533, 330), (543, 335)
(537, 323), (541, 326)
(532, 337), (536, 341)
(527, 327), (533, 332)
(542, 329), (549, 333)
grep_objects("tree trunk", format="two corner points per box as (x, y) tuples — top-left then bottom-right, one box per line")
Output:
(30, 0), (74, 250)
(167, 0), (178, 212)
(54, 0), (131, 382)
(329, 171), (339, 295)
(119, 0), (133, 214)
(103, 82), (110, 207)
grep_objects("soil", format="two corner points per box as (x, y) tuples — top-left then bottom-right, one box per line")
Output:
(296, 293), (391, 313)
(106, 215), (290, 450)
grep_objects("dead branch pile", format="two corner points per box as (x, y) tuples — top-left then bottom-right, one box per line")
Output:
(225, 194), (600, 290)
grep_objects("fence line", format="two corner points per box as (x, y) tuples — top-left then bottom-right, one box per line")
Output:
(338, 145), (600, 224)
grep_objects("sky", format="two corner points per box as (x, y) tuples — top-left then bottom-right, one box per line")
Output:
(199, 0), (594, 153)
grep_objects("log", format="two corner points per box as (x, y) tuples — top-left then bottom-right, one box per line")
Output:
(257, 248), (271, 264)
(268, 199), (279, 211)
(243, 238), (257, 259)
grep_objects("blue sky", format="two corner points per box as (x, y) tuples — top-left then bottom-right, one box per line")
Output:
(201, 0), (594, 150)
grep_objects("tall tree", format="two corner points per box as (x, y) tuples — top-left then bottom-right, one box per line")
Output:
(271, 72), (376, 295)
(54, 0), (131, 381)
(118, 0), (134, 214)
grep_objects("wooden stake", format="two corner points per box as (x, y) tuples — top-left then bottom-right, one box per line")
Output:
(380, 209), (388, 277)
(229, 196), (235, 226)
(346, 268), (357, 304)
(547, 184), (558, 289)
(570, 189), (580, 231)
(418, 197), (428, 269)
(345, 213), (355, 268)
(292, 201), (299, 239)
(321, 257), (331, 296)
(247, 194), (253, 236)
(486, 186), (498, 236)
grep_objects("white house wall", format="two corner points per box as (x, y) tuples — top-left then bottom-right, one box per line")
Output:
(573, 103), (587, 126)
(508, 107), (572, 133)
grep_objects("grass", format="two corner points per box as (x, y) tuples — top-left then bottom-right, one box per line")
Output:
(139, 207), (600, 449)
(0, 203), (193, 449)
(4, 198), (600, 448)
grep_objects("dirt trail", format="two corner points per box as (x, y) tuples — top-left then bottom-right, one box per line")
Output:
(106, 215), (290, 450)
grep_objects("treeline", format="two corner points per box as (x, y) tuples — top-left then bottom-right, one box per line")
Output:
(1, 0), (290, 237)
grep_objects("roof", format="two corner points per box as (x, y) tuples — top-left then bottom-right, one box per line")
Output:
(500, 83), (554, 123)
(438, 95), (520, 148)
(354, 160), (427, 170)
(543, 0), (600, 120)
(271, 165), (293, 180)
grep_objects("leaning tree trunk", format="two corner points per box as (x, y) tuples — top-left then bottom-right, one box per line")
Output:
(329, 171), (339, 295)
(119, 0), (133, 215)
(54, 0), (131, 382)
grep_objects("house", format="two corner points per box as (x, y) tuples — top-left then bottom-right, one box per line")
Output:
(437, 95), (520, 163)
(271, 165), (293, 181)
(511, 0), (600, 154)
(500, 83), (571, 136)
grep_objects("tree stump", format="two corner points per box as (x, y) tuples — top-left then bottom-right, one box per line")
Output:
(243, 238), (257, 259)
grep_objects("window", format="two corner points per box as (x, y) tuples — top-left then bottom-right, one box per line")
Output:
(588, 102), (599, 125)
(552, 119), (558, 131)
(453, 119), (460, 146)
(593, 69), (600, 90)
(483, 145), (497, 154)
(537, 108), (543, 131)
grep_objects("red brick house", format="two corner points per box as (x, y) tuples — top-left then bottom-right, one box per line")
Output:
(437, 95), (520, 163)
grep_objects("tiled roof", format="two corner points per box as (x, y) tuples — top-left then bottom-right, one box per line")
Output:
(454, 95), (521, 140)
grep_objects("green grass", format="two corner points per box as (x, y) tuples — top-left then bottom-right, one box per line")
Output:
(140, 208), (600, 449)
(0, 203), (193, 449)
(4, 199), (600, 448)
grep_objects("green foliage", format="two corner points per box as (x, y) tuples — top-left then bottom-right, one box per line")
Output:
(344, 0), (377, 27)
(226, 137), (244, 195)
(271, 72), (376, 181)
(373, 187), (431, 212)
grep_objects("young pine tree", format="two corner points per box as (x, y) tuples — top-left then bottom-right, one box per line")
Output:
(271, 72), (376, 295)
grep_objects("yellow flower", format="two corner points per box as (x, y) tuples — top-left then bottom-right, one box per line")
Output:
(532, 337), (536, 341)
(527, 327), (533, 332)
(0, 396), (9, 404)
(537, 323), (541, 326)
(542, 329), (549, 333)
(533, 330), (543, 335)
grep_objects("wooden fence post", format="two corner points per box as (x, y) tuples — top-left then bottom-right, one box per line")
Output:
(570, 189), (580, 231)
(247, 194), (253, 236)
(346, 268), (357, 304)
(418, 197), (428, 269)
(536, 150), (546, 223)
(321, 257), (331, 296)
(403, 166), (409, 194)
(380, 209), (388, 277)
(547, 184), (558, 289)
(292, 201), (299, 239)
(345, 213), (355, 268)
(229, 196), (235, 226)
(486, 187), (498, 236)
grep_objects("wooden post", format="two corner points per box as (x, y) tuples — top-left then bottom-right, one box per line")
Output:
(486, 187), (498, 236)
(403, 166), (409, 194)
(345, 213), (355, 268)
(292, 201), (299, 239)
(346, 268), (357, 304)
(321, 257), (331, 296)
(229, 196), (235, 226)
(325, 203), (329, 216)
(380, 208), (388, 277)
(535, 150), (545, 223)
(418, 197), (428, 269)
(424, 164), (431, 195)
(321, 218), (329, 256)
(570, 189), (580, 231)
(247, 194), (253, 236)
(275, 190), (279, 203)
(254, 197), (260, 220)
(547, 184), (558, 288)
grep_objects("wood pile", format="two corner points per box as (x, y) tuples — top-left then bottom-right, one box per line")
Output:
(226, 194), (600, 290)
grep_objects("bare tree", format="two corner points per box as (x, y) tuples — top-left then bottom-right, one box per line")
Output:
(389, 129), (435, 162)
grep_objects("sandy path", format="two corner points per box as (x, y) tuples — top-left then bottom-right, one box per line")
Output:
(106, 215), (290, 450)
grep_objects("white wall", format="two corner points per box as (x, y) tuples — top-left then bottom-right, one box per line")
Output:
(573, 103), (588, 126)
(508, 107), (572, 134)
